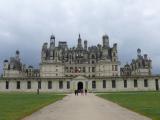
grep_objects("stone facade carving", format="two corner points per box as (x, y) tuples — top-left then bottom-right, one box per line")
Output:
(40, 34), (120, 77)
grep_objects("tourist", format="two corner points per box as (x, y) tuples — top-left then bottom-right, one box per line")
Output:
(85, 89), (87, 95)
(74, 90), (77, 96)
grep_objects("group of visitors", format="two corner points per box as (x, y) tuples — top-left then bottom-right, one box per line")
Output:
(74, 89), (87, 96)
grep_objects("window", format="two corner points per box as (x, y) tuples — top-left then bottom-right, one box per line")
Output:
(92, 67), (95, 72)
(38, 81), (41, 89)
(124, 80), (127, 88)
(91, 54), (95, 59)
(103, 80), (106, 88)
(112, 80), (116, 88)
(17, 81), (20, 89)
(115, 65), (118, 71)
(27, 81), (31, 89)
(70, 67), (73, 72)
(75, 67), (77, 72)
(6, 81), (9, 89)
(83, 67), (85, 72)
(144, 79), (148, 87)
(112, 65), (114, 71)
(59, 81), (63, 89)
(48, 81), (52, 89)
(67, 81), (70, 89)
(92, 60), (95, 64)
(92, 81), (96, 89)
(134, 79), (138, 88)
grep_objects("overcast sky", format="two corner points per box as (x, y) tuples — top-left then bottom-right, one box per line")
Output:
(0, 0), (160, 74)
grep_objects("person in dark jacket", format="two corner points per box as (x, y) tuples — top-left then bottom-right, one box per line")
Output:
(85, 89), (87, 95)
(74, 90), (77, 96)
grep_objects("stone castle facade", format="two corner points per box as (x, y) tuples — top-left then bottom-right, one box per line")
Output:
(0, 34), (159, 92)
(40, 34), (119, 78)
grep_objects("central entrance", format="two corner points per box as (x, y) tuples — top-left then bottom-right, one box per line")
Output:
(78, 82), (83, 90)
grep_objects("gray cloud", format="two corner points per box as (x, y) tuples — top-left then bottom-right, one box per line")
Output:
(0, 0), (160, 74)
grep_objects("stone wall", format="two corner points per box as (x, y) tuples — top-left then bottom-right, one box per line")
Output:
(0, 76), (159, 92)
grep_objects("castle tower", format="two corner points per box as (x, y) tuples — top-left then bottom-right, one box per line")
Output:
(49, 34), (55, 60)
(102, 34), (109, 59)
(77, 34), (82, 48)
(3, 60), (9, 70)
(41, 43), (48, 61)
(137, 48), (141, 58)
(15, 50), (20, 61)
(102, 34), (109, 48)
(3, 60), (9, 77)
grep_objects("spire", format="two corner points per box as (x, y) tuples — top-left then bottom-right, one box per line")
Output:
(77, 33), (82, 49)
(79, 34), (81, 39)
(50, 34), (55, 40)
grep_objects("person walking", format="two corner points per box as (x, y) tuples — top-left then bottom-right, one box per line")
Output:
(74, 90), (77, 96)
(85, 89), (87, 95)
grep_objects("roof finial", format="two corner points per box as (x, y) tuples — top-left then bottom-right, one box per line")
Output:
(50, 33), (55, 39)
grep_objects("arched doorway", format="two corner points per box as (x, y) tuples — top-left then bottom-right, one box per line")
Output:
(77, 82), (83, 90)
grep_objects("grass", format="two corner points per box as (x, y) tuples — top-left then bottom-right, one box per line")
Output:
(0, 92), (66, 120)
(97, 92), (160, 120)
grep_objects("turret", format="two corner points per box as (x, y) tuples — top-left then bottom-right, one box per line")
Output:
(50, 34), (55, 48)
(113, 43), (117, 50)
(15, 50), (20, 61)
(137, 48), (141, 57)
(101, 34), (109, 59)
(41, 43), (48, 60)
(84, 40), (87, 50)
(102, 34), (109, 48)
(3, 60), (9, 70)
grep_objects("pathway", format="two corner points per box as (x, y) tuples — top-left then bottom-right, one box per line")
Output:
(23, 93), (151, 120)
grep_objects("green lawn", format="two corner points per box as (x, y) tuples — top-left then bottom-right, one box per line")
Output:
(0, 92), (66, 120)
(97, 92), (160, 120)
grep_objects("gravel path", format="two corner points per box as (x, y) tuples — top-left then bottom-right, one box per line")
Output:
(23, 93), (151, 120)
